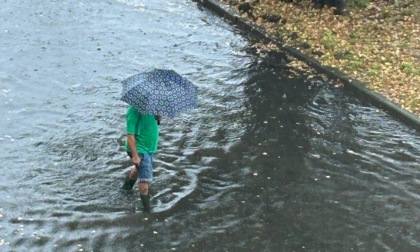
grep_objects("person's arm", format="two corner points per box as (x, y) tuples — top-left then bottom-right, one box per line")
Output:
(127, 134), (140, 166)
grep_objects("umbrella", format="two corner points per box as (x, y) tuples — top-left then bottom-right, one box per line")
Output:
(121, 68), (198, 118)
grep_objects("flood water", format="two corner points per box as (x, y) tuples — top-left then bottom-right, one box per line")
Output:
(1, 0), (419, 251)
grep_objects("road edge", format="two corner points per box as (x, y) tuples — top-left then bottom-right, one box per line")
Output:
(194, 0), (420, 131)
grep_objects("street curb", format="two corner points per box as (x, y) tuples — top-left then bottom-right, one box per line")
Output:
(194, 0), (420, 131)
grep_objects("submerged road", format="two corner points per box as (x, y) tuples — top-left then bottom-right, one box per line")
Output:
(0, 0), (419, 251)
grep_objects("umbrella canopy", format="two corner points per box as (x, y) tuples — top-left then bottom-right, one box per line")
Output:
(121, 68), (198, 118)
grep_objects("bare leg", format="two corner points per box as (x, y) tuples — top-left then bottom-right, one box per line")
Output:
(129, 167), (138, 180)
(139, 182), (149, 195)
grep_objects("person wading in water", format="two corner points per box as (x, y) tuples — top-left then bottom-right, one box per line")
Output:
(122, 106), (161, 212)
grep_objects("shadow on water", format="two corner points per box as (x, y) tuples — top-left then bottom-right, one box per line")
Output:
(166, 52), (420, 251)
(166, 59), (314, 250)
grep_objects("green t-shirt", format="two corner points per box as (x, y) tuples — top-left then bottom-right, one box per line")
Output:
(125, 106), (159, 154)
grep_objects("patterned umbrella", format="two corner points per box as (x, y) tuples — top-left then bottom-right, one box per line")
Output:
(121, 68), (198, 118)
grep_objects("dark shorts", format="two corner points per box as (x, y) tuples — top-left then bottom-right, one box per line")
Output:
(127, 152), (154, 183)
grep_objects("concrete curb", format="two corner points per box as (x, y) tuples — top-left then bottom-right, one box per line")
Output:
(194, 0), (420, 131)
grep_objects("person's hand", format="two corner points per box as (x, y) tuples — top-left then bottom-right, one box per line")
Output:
(131, 155), (141, 167)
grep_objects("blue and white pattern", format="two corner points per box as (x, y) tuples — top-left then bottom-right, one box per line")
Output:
(121, 69), (198, 118)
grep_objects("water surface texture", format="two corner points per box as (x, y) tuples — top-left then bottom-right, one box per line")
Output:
(1, 0), (419, 251)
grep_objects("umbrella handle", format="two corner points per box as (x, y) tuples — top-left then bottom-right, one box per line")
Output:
(155, 115), (161, 125)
